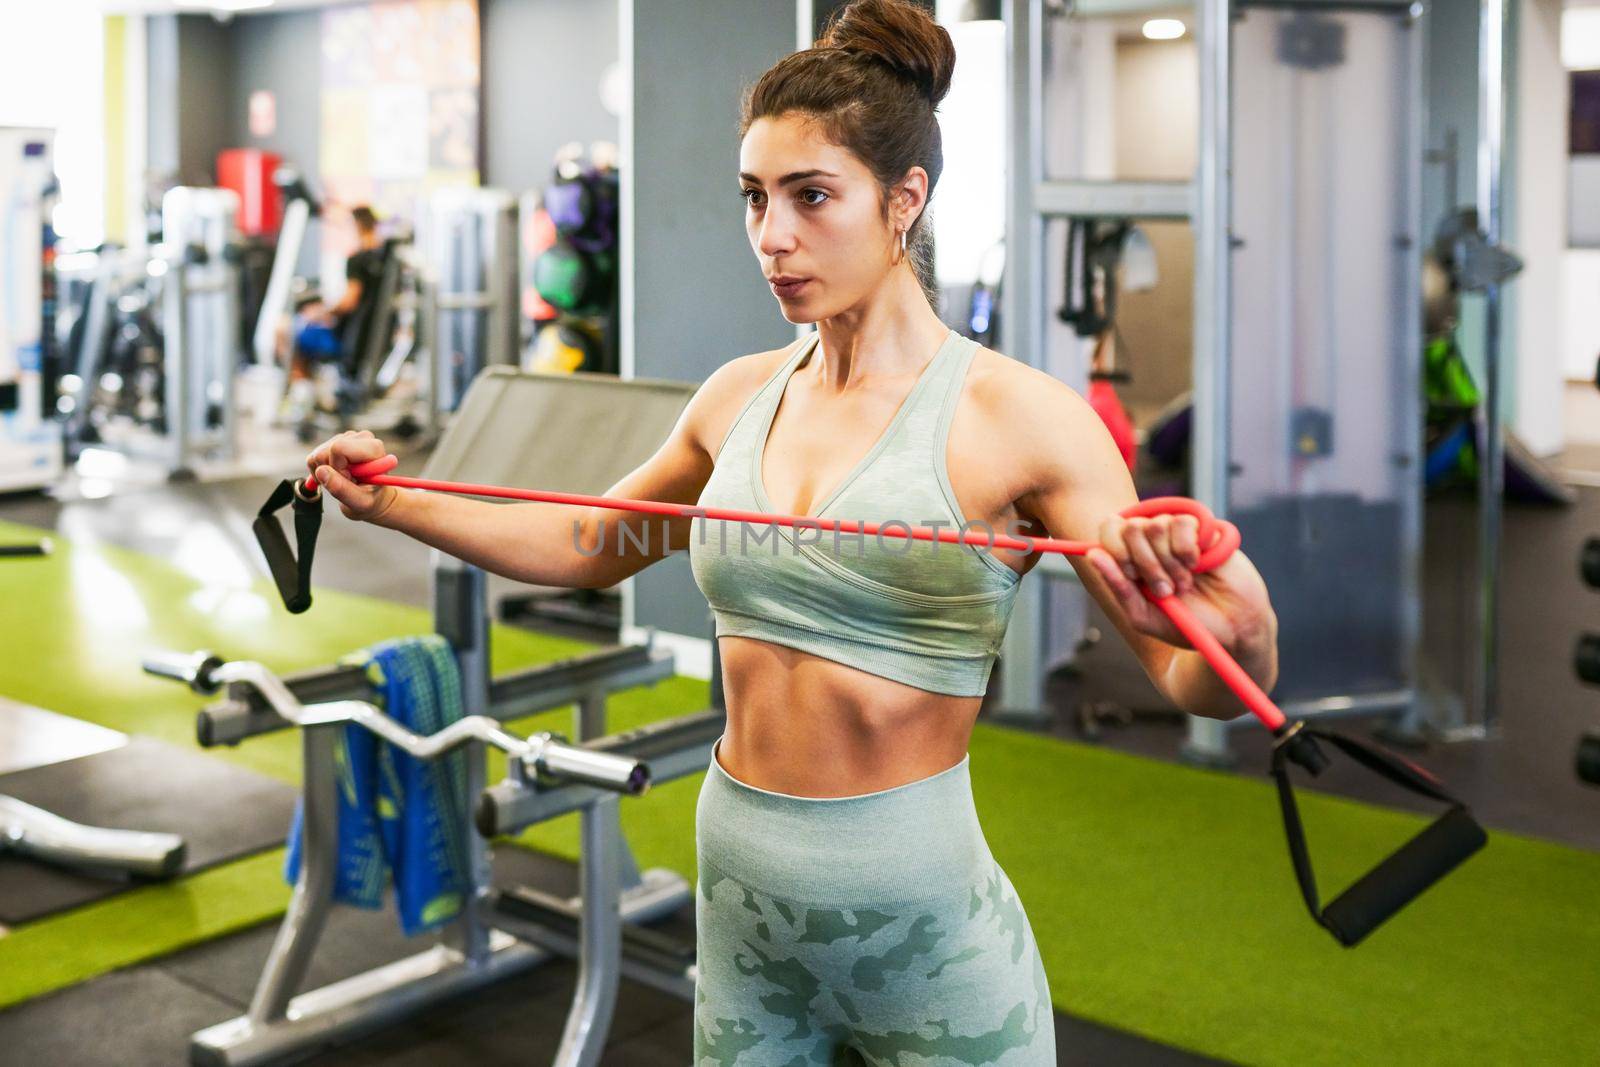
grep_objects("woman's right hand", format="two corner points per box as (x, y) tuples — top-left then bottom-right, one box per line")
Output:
(306, 430), (399, 523)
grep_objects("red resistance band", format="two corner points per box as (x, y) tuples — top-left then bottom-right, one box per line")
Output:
(286, 453), (1487, 948)
(311, 454), (1285, 733)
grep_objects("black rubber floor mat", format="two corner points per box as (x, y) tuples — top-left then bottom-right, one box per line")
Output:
(0, 736), (295, 924)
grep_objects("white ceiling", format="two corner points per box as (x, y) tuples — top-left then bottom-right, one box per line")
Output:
(52, 0), (354, 15)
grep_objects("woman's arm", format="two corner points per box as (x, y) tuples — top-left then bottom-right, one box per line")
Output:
(363, 425), (712, 588)
(308, 357), (761, 589)
(1000, 366), (1279, 720)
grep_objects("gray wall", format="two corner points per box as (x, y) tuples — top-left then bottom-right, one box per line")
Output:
(156, 0), (617, 211)
(178, 15), (233, 186)
(209, 0), (617, 273)
(147, 15), (236, 188)
(224, 8), (323, 274)
(626, 0), (799, 645)
(225, 9), (321, 168)
(1506, 0), (1567, 451)
(223, 0), (619, 196)
(482, 0), (618, 191)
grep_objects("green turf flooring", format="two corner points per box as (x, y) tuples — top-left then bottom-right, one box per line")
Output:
(2, 516), (1596, 1065)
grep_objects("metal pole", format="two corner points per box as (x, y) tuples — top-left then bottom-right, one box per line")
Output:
(995, 0), (1049, 722)
(490, 193), (519, 370)
(248, 725), (339, 1021)
(1396, 1), (1428, 738)
(432, 549), (497, 961)
(578, 684), (645, 891)
(1185, 0), (1235, 766)
(218, 254), (239, 463)
(162, 253), (190, 477)
(445, 737), (493, 966)
(551, 794), (623, 1067)
(434, 555), (491, 719)
(422, 277), (443, 439)
(1472, 0), (1505, 737)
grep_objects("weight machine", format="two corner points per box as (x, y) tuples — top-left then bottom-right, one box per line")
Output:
(55, 187), (242, 479)
(0, 127), (64, 493)
(145, 641), (706, 1067)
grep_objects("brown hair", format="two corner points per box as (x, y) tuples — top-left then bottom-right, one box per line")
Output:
(740, 0), (955, 308)
(350, 205), (378, 233)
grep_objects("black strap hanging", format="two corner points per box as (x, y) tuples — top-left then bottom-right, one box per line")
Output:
(1271, 724), (1487, 947)
(1058, 219), (1131, 340)
(254, 478), (324, 614)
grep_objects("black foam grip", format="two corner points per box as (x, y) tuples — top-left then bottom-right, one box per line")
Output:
(253, 480), (322, 614)
(1272, 727), (1487, 946)
(1320, 805), (1487, 947)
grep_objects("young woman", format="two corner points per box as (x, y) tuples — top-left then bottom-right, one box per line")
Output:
(306, 2), (1278, 1061)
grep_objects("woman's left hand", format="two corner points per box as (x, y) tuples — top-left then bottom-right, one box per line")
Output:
(1085, 513), (1275, 658)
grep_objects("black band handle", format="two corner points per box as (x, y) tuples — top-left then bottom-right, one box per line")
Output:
(1272, 727), (1487, 947)
(254, 478), (323, 614)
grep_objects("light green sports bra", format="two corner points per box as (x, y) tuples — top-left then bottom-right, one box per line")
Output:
(689, 329), (1023, 698)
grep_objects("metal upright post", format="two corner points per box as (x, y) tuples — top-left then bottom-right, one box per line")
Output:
(995, 0), (1050, 722)
(217, 253), (240, 464)
(453, 736), (493, 965)
(435, 554), (494, 963)
(1185, 0), (1235, 765)
(435, 554), (491, 718)
(1470, 0), (1506, 739)
(488, 196), (520, 370)
(245, 724), (340, 1025)
(1393, 1), (1429, 742)
(161, 253), (191, 477)
(552, 793), (623, 1067)
(422, 277), (443, 439)
(578, 686), (646, 892)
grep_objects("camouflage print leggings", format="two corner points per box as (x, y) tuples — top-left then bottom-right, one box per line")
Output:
(694, 739), (1055, 1066)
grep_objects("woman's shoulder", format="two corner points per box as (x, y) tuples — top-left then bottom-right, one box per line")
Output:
(699, 341), (798, 407)
(960, 344), (1110, 484)
(720, 341), (800, 385)
(685, 340), (803, 460)
(964, 344), (1092, 428)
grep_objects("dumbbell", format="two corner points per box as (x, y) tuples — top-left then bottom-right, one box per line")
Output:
(1581, 538), (1600, 787)
(1578, 731), (1600, 787)
(1579, 634), (1600, 687)
(1580, 538), (1600, 686)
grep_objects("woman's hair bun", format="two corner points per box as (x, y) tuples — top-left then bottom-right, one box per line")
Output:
(819, 0), (956, 108)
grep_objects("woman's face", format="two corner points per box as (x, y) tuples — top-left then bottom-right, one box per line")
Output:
(739, 113), (902, 324)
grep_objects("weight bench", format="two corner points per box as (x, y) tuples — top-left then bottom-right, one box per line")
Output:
(202, 365), (710, 1066)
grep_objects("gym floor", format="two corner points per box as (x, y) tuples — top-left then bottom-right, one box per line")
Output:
(0, 434), (1594, 1065)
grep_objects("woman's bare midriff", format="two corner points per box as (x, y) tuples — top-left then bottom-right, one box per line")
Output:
(702, 342), (1039, 799)
(713, 635), (983, 798)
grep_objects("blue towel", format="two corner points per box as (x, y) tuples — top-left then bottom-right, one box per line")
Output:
(285, 635), (472, 936)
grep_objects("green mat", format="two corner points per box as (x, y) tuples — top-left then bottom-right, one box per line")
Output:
(2, 517), (1596, 1066)
(0, 851), (292, 1008)
(0, 518), (598, 785)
